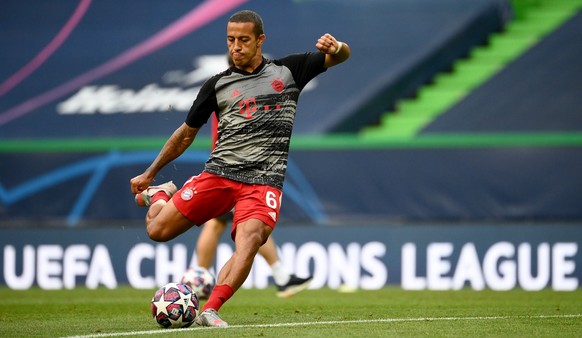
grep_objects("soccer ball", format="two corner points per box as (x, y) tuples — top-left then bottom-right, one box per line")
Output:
(151, 282), (199, 328)
(180, 267), (216, 299)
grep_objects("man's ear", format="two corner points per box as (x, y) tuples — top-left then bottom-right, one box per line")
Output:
(257, 34), (266, 47)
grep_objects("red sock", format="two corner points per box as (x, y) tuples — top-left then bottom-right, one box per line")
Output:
(202, 284), (234, 312)
(151, 191), (170, 204)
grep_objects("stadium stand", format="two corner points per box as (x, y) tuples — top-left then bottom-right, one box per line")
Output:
(0, 0), (511, 138)
(2, 0), (581, 226)
(423, 3), (582, 133)
(364, 0), (582, 137)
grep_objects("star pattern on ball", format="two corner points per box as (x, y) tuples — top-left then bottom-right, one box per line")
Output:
(184, 294), (198, 311)
(153, 292), (174, 316)
(152, 283), (200, 328)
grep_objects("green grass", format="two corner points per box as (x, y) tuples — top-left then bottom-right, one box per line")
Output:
(1, 287), (581, 337)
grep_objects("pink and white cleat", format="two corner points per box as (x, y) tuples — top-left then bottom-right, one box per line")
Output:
(195, 309), (228, 327)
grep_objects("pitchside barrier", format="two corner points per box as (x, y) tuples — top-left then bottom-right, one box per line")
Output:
(1, 224), (579, 291)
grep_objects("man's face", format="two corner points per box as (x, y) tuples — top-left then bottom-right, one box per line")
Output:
(227, 22), (264, 71)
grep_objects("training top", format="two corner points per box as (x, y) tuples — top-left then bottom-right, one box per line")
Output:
(185, 52), (327, 190)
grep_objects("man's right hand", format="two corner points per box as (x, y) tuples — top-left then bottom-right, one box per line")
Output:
(130, 173), (154, 194)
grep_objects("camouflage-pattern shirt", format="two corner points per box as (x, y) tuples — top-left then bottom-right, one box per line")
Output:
(185, 53), (327, 190)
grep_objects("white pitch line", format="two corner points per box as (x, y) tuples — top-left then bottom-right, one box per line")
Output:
(63, 314), (582, 338)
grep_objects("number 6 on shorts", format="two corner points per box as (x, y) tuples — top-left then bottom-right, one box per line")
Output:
(265, 191), (279, 209)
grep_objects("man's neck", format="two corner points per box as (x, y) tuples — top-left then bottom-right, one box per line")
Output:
(238, 55), (263, 73)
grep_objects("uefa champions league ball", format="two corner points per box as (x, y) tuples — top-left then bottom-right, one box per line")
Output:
(180, 267), (216, 300)
(151, 282), (199, 328)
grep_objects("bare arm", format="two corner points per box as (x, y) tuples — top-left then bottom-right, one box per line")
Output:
(130, 122), (199, 193)
(316, 33), (351, 68)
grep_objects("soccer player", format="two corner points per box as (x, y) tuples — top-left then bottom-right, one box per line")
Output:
(196, 115), (313, 299)
(130, 9), (350, 327)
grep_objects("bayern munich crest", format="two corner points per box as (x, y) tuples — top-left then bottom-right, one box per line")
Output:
(180, 187), (195, 200)
(271, 79), (285, 92)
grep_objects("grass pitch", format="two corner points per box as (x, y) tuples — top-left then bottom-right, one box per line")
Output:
(0, 286), (580, 337)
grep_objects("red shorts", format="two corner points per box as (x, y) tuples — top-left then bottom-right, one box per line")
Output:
(172, 172), (282, 239)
